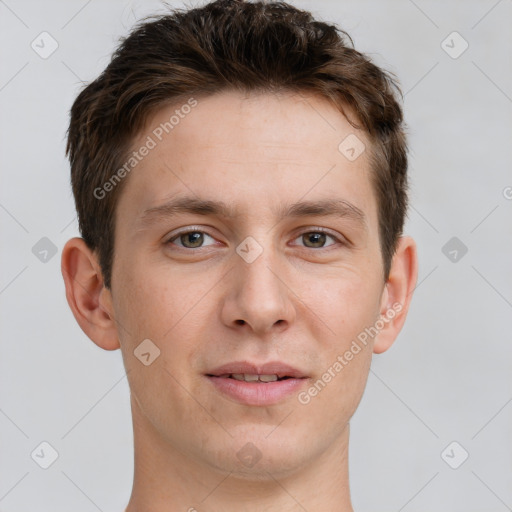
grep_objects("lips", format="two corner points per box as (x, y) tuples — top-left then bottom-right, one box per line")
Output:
(206, 361), (307, 380)
(205, 361), (309, 406)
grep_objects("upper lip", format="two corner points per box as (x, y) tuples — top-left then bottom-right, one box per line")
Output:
(206, 361), (308, 379)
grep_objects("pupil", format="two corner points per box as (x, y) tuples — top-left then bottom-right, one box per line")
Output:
(183, 232), (203, 247)
(304, 232), (325, 248)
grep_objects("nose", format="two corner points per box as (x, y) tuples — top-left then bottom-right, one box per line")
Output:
(220, 244), (296, 336)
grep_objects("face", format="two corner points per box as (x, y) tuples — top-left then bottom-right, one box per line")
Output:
(108, 90), (389, 478)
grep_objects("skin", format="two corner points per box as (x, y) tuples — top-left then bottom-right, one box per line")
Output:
(62, 89), (417, 512)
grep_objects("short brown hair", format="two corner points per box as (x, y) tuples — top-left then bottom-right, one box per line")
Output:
(66, 0), (408, 290)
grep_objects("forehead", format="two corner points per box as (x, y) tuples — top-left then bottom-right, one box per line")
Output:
(116, 89), (378, 228)
(143, 89), (369, 162)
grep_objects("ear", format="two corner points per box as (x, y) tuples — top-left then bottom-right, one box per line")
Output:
(373, 236), (418, 354)
(61, 237), (120, 351)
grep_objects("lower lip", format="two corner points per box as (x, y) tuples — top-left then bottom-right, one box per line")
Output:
(206, 376), (308, 406)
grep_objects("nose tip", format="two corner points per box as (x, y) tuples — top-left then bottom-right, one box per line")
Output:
(221, 254), (295, 335)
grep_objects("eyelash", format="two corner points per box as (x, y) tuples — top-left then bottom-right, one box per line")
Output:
(165, 226), (345, 250)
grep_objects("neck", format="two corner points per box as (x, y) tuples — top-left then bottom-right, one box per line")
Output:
(125, 395), (354, 512)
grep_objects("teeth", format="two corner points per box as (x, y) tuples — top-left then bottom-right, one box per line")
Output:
(259, 374), (278, 382)
(230, 373), (279, 382)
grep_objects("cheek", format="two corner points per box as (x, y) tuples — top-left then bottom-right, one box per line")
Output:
(112, 263), (208, 434)
(300, 299), (376, 431)
(301, 273), (380, 405)
(113, 256), (204, 343)
(305, 268), (382, 336)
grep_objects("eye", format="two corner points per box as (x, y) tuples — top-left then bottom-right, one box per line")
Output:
(293, 229), (340, 249)
(167, 229), (217, 249)
(166, 227), (343, 250)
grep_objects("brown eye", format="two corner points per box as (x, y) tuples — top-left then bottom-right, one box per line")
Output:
(297, 231), (337, 249)
(303, 232), (326, 248)
(180, 232), (204, 248)
(168, 230), (216, 249)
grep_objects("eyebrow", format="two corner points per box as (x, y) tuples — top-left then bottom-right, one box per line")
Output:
(139, 195), (367, 228)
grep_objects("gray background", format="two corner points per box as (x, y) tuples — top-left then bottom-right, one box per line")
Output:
(1, 0), (511, 510)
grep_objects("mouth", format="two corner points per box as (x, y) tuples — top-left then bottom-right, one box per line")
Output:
(205, 361), (309, 406)
(207, 373), (296, 382)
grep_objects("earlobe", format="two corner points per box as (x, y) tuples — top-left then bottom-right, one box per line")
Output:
(61, 237), (120, 351)
(373, 236), (418, 354)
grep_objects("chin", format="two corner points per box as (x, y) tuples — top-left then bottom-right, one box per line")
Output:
(203, 425), (315, 480)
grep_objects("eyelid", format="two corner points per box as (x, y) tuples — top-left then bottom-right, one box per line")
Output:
(165, 225), (217, 245)
(292, 226), (347, 247)
(165, 225), (348, 249)
(166, 225), (211, 238)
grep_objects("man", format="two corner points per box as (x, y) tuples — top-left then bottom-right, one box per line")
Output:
(61, 0), (417, 510)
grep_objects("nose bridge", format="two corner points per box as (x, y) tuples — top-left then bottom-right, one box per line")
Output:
(224, 234), (295, 333)
(240, 245), (281, 300)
